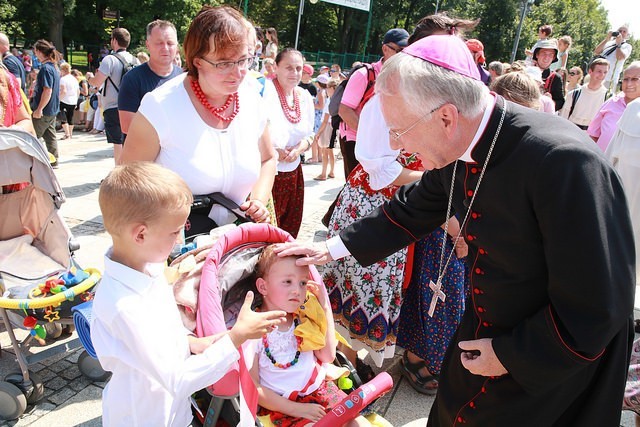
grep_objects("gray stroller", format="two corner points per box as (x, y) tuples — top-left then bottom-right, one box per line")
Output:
(0, 129), (103, 420)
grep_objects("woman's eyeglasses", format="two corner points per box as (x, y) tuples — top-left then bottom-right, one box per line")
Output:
(568, 72), (577, 76)
(201, 56), (254, 73)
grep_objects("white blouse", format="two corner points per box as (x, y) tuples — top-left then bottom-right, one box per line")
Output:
(263, 79), (315, 172)
(354, 94), (403, 190)
(139, 73), (267, 225)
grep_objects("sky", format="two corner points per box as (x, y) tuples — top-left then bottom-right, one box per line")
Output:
(599, 0), (640, 36)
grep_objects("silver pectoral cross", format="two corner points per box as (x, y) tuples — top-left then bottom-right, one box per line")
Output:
(428, 279), (446, 317)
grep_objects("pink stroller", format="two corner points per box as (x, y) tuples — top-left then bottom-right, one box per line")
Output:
(189, 223), (393, 426)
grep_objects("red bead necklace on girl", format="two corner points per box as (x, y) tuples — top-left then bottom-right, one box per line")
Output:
(273, 78), (301, 124)
(190, 78), (239, 122)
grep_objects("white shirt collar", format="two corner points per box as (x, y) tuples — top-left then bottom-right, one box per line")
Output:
(103, 248), (165, 295)
(459, 94), (497, 163)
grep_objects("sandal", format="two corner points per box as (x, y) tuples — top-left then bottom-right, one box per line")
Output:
(328, 173), (335, 178)
(355, 358), (376, 383)
(401, 352), (438, 395)
(314, 175), (327, 181)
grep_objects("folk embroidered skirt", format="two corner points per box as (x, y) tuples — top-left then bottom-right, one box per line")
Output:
(322, 163), (412, 367)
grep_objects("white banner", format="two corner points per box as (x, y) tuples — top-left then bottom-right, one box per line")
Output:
(319, 0), (370, 12)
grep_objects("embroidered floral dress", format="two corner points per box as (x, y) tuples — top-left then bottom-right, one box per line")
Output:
(323, 151), (422, 366)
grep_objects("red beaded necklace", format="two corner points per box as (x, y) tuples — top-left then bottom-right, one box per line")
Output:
(190, 77), (239, 123)
(273, 78), (301, 124)
(262, 317), (302, 369)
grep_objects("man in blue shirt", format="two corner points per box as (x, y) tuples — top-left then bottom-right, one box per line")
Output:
(31, 40), (60, 167)
(118, 20), (182, 141)
(0, 32), (26, 92)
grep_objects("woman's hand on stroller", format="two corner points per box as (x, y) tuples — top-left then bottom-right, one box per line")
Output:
(229, 291), (287, 348)
(240, 199), (271, 223)
(273, 242), (334, 266)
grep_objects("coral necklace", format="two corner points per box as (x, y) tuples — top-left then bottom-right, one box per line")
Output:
(263, 317), (302, 369)
(190, 78), (239, 122)
(273, 78), (301, 124)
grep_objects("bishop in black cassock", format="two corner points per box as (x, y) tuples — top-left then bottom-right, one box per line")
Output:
(276, 35), (635, 426)
(344, 96), (635, 426)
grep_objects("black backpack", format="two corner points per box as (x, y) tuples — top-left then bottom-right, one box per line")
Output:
(328, 63), (376, 128)
(104, 52), (136, 95)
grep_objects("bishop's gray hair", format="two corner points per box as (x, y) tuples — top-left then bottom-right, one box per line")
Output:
(376, 52), (489, 118)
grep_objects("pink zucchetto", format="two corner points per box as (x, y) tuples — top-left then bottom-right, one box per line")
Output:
(402, 34), (481, 81)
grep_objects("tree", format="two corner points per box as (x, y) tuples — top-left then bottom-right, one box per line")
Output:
(1, 0), (631, 72)
(519, 0), (609, 70)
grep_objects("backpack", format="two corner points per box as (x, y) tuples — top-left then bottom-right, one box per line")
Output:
(567, 87), (582, 119)
(328, 63), (376, 126)
(89, 93), (99, 110)
(104, 52), (136, 95)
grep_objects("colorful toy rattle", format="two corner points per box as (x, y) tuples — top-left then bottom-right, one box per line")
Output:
(23, 316), (46, 344)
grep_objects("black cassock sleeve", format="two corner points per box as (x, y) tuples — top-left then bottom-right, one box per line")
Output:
(339, 166), (451, 267)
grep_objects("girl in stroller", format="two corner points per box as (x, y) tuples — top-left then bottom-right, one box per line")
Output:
(250, 244), (370, 426)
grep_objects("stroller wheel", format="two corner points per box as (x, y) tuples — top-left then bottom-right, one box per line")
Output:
(44, 323), (63, 339)
(5, 371), (44, 405)
(78, 350), (111, 382)
(0, 381), (27, 420)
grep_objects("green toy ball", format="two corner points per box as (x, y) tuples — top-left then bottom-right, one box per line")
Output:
(338, 376), (353, 390)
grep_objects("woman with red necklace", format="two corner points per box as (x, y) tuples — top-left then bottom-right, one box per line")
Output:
(264, 48), (315, 237)
(121, 6), (276, 237)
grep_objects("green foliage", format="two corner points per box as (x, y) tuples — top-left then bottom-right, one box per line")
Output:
(0, 0), (20, 36)
(446, 0), (520, 62)
(520, 0), (609, 69)
(2, 0), (635, 72)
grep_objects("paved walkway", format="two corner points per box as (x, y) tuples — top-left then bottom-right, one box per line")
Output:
(0, 130), (636, 426)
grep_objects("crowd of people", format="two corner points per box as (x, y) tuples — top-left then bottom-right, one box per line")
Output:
(1, 6), (639, 427)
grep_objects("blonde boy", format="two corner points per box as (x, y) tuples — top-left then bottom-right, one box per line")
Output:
(92, 162), (285, 426)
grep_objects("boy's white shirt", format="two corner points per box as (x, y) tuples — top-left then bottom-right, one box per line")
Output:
(91, 249), (240, 427)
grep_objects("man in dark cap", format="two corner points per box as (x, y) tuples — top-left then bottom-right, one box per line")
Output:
(277, 34), (634, 426)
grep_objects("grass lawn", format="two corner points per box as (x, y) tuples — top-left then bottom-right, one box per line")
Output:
(68, 51), (88, 68)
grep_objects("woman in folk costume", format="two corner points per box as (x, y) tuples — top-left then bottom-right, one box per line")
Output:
(323, 14), (474, 391)
(264, 48), (315, 238)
